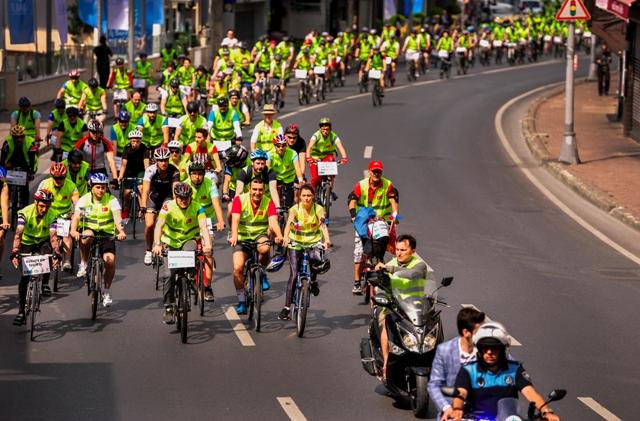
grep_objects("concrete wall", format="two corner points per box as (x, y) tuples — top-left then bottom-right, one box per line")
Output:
(1, 68), (91, 109)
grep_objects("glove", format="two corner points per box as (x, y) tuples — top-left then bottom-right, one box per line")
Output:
(339, 157), (349, 164)
(306, 157), (316, 164)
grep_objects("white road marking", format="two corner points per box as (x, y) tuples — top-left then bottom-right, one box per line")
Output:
(0, 369), (55, 381)
(223, 306), (256, 347)
(577, 397), (623, 421)
(277, 397), (308, 421)
(495, 86), (640, 267)
(461, 304), (522, 346)
(363, 146), (373, 159)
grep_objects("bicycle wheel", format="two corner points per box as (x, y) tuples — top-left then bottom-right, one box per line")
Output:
(296, 277), (309, 338)
(154, 257), (161, 290)
(298, 83), (304, 106)
(29, 279), (39, 341)
(179, 276), (189, 343)
(253, 267), (263, 332)
(52, 265), (60, 292)
(363, 280), (371, 304)
(323, 183), (332, 220)
(247, 268), (255, 321)
(197, 260), (205, 317)
(90, 260), (100, 320)
(131, 195), (138, 240)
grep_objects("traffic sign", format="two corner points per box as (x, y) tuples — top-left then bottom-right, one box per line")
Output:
(556, 0), (591, 20)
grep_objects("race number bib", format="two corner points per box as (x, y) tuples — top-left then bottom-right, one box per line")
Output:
(295, 69), (308, 79)
(133, 78), (147, 89)
(56, 218), (71, 237)
(22, 255), (51, 276)
(368, 69), (382, 80)
(167, 251), (195, 269)
(368, 219), (389, 240)
(213, 140), (232, 152)
(314, 66), (326, 75)
(385, 57), (392, 64)
(438, 50), (449, 59)
(167, 117), (182, 128)
(6, 170), (27, 186)
(317, 161), (338, 176)
(479, 40), (490, 48)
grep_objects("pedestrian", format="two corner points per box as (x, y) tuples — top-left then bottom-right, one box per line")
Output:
(94, 35), (113, 89)
(595, 43), (612, 96)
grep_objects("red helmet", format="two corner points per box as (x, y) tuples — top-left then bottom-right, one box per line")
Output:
(68, 69), (81, 78)
(285, 124), (299, 134)
(273, 133), (287, 146)
(34, 189), (54, 203)
(50, 162), (68, 177)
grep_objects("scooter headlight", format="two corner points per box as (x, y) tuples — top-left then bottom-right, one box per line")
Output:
(422, 325), (439, 352)
(398, 325), (420, 352)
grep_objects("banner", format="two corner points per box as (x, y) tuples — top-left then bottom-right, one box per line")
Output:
(107, 0), (128, 30)
(403, 0), (412, 17)
(7, 0), (34, 44)
(55, 0), (68, 44)
(412, 0), (424, 15)
(384, 0), (397, 20)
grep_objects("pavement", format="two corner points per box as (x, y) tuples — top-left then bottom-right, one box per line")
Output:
(525, 74), (640, 231)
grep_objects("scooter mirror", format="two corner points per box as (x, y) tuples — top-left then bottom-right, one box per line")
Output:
(548, 389), (567, 402)
(372, 294), (390, 307)
(441, 276), (453, 287)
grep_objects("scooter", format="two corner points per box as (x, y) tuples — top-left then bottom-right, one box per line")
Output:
(360, 272), (453, 418)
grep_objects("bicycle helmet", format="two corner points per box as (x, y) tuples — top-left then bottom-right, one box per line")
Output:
(188, 161), (205, 173)
(167, 140), (182, 150)
(66, 106), (79, 117)
(170, 78), (180, 88)
(473, 321), (512, 348)
(173, 182), (192, 198)
(89, 172), (109, 185)
(128, 129), (143, 139)
(197, 64), (207, 72)
(312, 258), (331, 275)
(88, 78), (99, 88)
(34, 189), (54, 203)
(153, 147), (171, 160)
(54, 98), (66, 109)
(117, 110), (131, 122)
(0, 166), (6, 180)
(50, 162), (68, 177)
(139, 51), (148, 58)
(285, 124), (299, 134)
(10, 125), (25, 137)
(217, 97), (229, 107)
(145, 103), (159, 113)
(228, 89), (240, 98)
(250, 149), (268, 161)
(272, 133), (287, 146)
(87, 119), (103, 133)
(216, 72), (225, 80)
(362, 26), (369, 33)
(318, 117), (331, 126)
(224, 66), (234, 75)
(186, 101), (199, 113)
(68, 149), (84, 164)
(68, 69), (80, 78)
(115, 57), (124, 65)
(266, 254), (285, 272)
(225, 144), (248, 167)
(18, 96), (31, 107)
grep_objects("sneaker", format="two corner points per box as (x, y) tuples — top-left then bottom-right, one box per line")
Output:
(163, 305), (175, 324)
(13, 312), (26, 326)
(204, 287), (215, 302)
(352, 282), (363, 295)
(235, 301), (247, 315)
(310, 281), (320, 297)
(278, 308), (291, 320)
(62, 260), (72, 272)
(280, 100), (285, 109)
(41, 285), (52, 297)
(331, 192), (338, 202)
(102, 292), (113, 307)
(144, 251), (153, 265)
(76, 262), (87, 278)
(261, 275), (270, 292)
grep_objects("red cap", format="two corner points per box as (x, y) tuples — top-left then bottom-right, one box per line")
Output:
(369, 160), (384, 171)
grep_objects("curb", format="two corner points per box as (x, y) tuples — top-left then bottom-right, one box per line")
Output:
(521, 80), (640, 232)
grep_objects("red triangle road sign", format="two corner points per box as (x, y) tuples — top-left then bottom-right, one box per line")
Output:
(556, 0), (591, 20)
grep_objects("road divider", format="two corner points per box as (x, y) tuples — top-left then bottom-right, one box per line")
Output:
(223, 306), (256, 347)
(577, 397), (622, 421)
(461, 304), (522, 346)
(277, 397), (307, 421)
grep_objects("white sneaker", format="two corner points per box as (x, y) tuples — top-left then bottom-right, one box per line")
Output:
(102, 292), (112, 307)
(144, 251), (152, 265)
(77, 262), (87, 278)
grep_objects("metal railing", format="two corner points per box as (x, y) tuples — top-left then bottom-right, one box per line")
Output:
(2, 45), (94, 82)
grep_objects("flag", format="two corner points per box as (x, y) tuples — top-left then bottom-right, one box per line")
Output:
(384, 0), (397, 20)
(7, 0), (34, 44)
(107, 0), (129, 31)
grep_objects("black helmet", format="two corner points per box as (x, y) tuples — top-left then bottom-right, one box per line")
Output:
(226, 144), (248, 167)
(167, 60), (176, 69)
(312, 258), (331, 275)
(116, 57), (124, 65)
(197, 64), (206, 72)
(139, 51), (148, 58)
(186, 101), (199, 113)
(68, 149), (84, 164)
(173, 182), (192, 198)
(217, 97), (229, 107)
(88, 77), (99, 88)
(18, 97), (31, 107)
(170, 78), (180, 88)
(228, 89), (240, 98)
(66, 106), (79, 117)
(54, 98), (66, 109)
(188, 161), (205, 173)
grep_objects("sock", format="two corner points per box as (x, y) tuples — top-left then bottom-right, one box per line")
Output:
(236, 289), (245, 303)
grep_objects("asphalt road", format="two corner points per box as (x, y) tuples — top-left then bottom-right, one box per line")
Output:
(1, 55), (638, 421)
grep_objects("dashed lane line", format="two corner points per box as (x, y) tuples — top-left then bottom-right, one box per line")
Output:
(577, 397), (623, 421)
(460, 304), (522, 346)
(277, 397), (308, 421)
(363, 146), (373, 159)
(223, 306), (256, 347)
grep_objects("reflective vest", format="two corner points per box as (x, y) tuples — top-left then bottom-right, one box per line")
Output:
(79, 192), (116, 234)
(388, 256), (427, 300)
(140, 114), (164, 147)
(187, 177), (215, 218)
(238, 192), (270, 241)
(161, 69), (177, 89)
(165, 90), (184, 116)
(134, 60), (152, 81)
(210, 109), (235, 141)
(309, 130), (337, 159)
(297, 54), (311, 70)
(15, 109), (37, 137)
(161, 48), (176, 68)
(114, 68), (130, 89)
(177, 66), (194, 86)
(160, 199), (204, 249)
(18, 203), (55, 246)
(63, 159), (89, 196)
(178, 115), (206, 146)
(4, 135), (37, 173)
(82, 87), (105, 111)
(124, 100), (146, 124)
(288, 203), (324, 247)
(269, 148), (296, 183)
(356, 177), (392, 219)
(384, 40), (400, 59)
(63, 80), (87, 105)
(112, 122), (136, 155)
(40, 177), (76, 218)
(370, 53), (384, 70)
(254, 120), (282, 154)
(406, 35), (419, 52)
(60, 118), (85, 152)
(50, 109), (65, 129)
(359, 40), (372, 59)
(437, 37), (453, 52)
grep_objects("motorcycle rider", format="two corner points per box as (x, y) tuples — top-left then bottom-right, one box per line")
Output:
(451, 322), (561, 421)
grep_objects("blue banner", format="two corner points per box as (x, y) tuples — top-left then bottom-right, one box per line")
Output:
(79, 0), (162, 35)
(7, 0), (34, 44)
(412, 0), (424, 15)
(403, 0), (412, 17)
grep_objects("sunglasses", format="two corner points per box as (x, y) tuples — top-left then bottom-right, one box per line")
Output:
(156, 159), (169, 163)
(169, 149), (181, 153)
(275, 144), (286, 148)
(190, 171), (205, 176)
(53, 176), (66, 181)
(130, 139), (141, 143)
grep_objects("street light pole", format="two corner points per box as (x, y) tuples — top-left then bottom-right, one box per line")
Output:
(559, 21), (580, 164)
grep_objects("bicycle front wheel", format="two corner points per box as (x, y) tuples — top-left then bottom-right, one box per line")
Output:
(296, 278), (309, 338)
(197, 261), (205, 317)
(253, 267), (263, 332)
(178, 276), (189, 343)
(131, 195), (138, 240)
(323, 183), (332, 220)
(90, 263), (99, 320)
(29, 279), (40, 341)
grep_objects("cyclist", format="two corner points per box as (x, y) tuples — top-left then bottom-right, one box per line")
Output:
(228, 178), (283, 314)
(183, 128), (222, 174)
(137, 103), (165, 150)
(222, 144), (250, 201)
(0, 167), (9, 275)
(451, 322), (561, 421)
(63, 149), (90, 196)
(141, 147), (181, 265)
(174, 101), (208, 146)
(167, 140), (188, 180)
(45, 98), (66, 144)
(54, 106), (87, 161)
(306, 117), (348, 190)
(110, 110), (136, 156)
(236, 149), (280, 208)
(160, 78), (187, 117)
(1, 125), (39, 206)
(56, 69), (88, 108)
(402, 27), (422, 80)
(153, 181), (213, 323)
(10, 97), (42, 141)
(356, 29), (374, 86)
(107, 57), (133, 116)
(364, 45), (386, 96)
(70, 173), (127, 306)
(160, 61), (178, 92)
(250, 104), (282, 153)
(284, 124), (307, 177)
(185, 161), (225, 231)
(177, 57), (196, 100)
(229, 89), (251, 127)
(161, 43), (178, 70)
(278, 184), (331, 320)
(133, 52), (153, 100)
(10, 189), (59, 325)
(381, 33), (400, 85)
(74, 120), (118, 179)
(293, 45), (314, 87)
(237, 57), (257, 106)
(78, 78), (107, 123)
(436, 30), (454, 55)
(124, 91), (146, 125)
(268, 134), (304, 210)
(37, 163), (79, 271)
(118, 129), (148, 221)
(269, 54), (288, 109)
(208, 97), (243, 145)
(348, 160), (399, 294)
(419, 27), (432, 72)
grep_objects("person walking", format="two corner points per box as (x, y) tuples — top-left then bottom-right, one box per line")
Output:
(94, 35), (113, 89)
(595, 43), (612, 96)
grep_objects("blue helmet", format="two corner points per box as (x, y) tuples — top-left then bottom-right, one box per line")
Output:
(0, 166), (6, 180)
(89, 172), (109, 185)
(250, 149), (268, 161)
(118, 110), (131, 122)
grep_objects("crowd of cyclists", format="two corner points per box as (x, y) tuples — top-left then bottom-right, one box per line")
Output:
(1, 6), (576, 419)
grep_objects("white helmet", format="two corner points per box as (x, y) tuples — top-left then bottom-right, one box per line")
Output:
(473, 321), (511, 347)
(168, 140), (182, 150)
(128, 129), (143, 139)
(145, 103), (159, 113)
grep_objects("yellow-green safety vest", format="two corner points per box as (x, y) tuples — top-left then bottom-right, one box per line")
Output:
(114, 68), (130, 89)
(140, 114), (164, 147)
(178, 115), (207, 146)
(237, 192), (270, 241)
(160, 199), (205, 249)
(64, 80), (88, 106)
(288, 203), (324, 247)
(310, 130), (337, 159)
(388, 256), (427, 300)
(40, 177), (76, 218)
(15, 109), (37, 137)
(79, 192), (116, 234)
(187, 177), (215, 218)
(269, 148), (297, 183)
(82, 87), (105, 111)
(18, 203), (55, 246)
(63, 159), (89, 196)
(356, 177), (392, 219)
(254, 120), (282, 154)
(210, 109), (236, 141)
(4, 135), (37, 173)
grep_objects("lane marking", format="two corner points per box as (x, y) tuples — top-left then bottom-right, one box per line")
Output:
(495, 86), (640, 267)
(577, 397), (623, 421)
(224, 306), (256, 347)
(461, 304), (522, 346)
(363, 146), (373, 159)
(277, 397), (308, 421)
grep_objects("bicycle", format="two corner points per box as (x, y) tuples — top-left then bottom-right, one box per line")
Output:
(269, 78), (282, 110)
(368, 69), (383, 107)
(406, 52), (420, 82)
(311, 160), (341, 220)
(360, 218), (394, 304)
(82, 234), (115, 321)
(239, 239), (272, 332)
(120, 176), (142, 239)
(52, 215), (74, 292)
(295, 70), (311, 105)
(288, 242), (324, 337)
(359, 69), (369, 93)
(152, 254), (163, 290)
(20, 253), (54, 341)
(313, 65), (326, 101)
(438, 50), (451, 79)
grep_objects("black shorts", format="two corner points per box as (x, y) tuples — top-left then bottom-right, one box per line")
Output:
(233, 235), (269, 254)
(147, 193), (171, 212)
(91, 232), (117, 255)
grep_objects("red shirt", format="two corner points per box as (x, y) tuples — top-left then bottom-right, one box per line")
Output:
(231, 195), (277, 216)
(74, 134), (115, 171)
(352, 179), (394, 203)
(184, 143), (219, 171)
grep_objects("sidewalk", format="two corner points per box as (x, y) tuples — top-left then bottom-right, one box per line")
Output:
(523, 75), (640, 230)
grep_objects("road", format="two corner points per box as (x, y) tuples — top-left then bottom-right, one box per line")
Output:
(1, 56), (638, 421)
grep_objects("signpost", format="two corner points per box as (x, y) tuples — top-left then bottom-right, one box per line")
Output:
(556, 0), (590, 164)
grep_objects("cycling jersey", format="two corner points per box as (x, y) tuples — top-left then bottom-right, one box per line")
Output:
(184, 142), (219, 171)
(74, 135), (115, 172)
(144, 163), (180, 202)
(38, 177), (77, 218)
(236, 166), (277, 195)
(121, 143), (148, 177)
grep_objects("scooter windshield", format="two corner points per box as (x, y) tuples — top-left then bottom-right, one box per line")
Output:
(393, 279), (438, 326)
